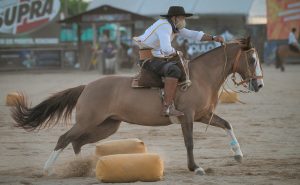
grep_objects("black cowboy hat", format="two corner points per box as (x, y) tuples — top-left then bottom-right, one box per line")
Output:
(161, 6), (193, 17)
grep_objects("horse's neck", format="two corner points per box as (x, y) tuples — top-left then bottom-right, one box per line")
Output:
(190, 44), (239, 92)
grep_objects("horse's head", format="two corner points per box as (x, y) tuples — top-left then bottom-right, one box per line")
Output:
(232, 36), (264, 92)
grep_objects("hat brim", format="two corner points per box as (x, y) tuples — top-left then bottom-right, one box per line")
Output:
(160, 13), (193, 18)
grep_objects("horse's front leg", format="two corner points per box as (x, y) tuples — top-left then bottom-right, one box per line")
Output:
(198, 113), (243, 162)
(180, 112), (205, 175)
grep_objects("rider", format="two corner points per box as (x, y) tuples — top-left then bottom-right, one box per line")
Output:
(288, 27), (300, 52)
(133, 6), (224, 117)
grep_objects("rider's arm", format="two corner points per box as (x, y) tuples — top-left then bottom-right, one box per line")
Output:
(157, 24), (176, 57)
(179, 28), (224, 43)
(178, 28), (204, 41)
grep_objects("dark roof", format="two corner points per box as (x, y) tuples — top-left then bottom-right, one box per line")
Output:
(59, 5), (153, 24)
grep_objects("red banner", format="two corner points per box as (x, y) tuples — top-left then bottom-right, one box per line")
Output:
(267, 0), (300, 40)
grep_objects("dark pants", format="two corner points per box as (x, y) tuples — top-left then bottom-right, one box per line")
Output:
(140, 60), (182, 79)
(289, 44), (300, 52)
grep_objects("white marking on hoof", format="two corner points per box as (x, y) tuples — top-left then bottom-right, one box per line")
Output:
(226, 128), (244, 161)
(234, 155), (243, 163)
(43, 149), (62, 176)
(195, 167), (205, 176)
(231, 144), (243, 158)
(43, 168), (53, 176)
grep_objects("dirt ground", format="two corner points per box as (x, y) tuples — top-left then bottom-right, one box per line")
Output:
(0, 65), (299, 185)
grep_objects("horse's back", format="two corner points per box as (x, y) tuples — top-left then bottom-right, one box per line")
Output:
(76, 75), (131, 109)
(278, 45), (300, 57)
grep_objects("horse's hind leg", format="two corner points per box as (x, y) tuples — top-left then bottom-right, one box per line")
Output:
(43, 123), (84, 175)
(278, 57), (285, 72)
(72, 118), (121, 155)
(44, 117), (121, 175)
(275, 51), (285, 72)
(198, 113), (243, 163)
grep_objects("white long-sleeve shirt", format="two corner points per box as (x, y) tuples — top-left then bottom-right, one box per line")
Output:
(133, 19), (204, 58)
(288, 32), (298, 45)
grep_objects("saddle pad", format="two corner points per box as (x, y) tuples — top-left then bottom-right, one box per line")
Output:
(131, 68), (164, 88)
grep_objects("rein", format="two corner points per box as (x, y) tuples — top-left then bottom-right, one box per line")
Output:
(231, 48), (264, 87)
(205, 42), (262, 132)
(205, 43), (229, 132)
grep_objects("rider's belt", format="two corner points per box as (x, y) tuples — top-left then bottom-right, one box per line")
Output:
(154, 55), (179, 62)
(139, 49), (179, 62)
(139, 49), (153, 60)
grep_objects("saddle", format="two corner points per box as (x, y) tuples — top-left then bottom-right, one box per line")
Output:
(131, 53), (192, 90)
(132, 68), (164, 88)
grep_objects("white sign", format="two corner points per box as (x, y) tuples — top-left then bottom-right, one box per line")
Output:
(0, 38), (59, 44)
(0, 0), (61, 35)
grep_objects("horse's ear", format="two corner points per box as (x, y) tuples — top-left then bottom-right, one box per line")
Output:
(240, 35), (251, 50)
(236, 36), (251, 50)
(246, 36), (251, 46)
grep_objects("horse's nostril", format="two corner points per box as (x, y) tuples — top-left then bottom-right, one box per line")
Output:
(258, 84), (263, 89)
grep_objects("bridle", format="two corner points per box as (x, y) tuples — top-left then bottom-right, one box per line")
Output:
(230, 47), (264, 87)
(206, 42), (264, 132)
(206, 42), (264, 131)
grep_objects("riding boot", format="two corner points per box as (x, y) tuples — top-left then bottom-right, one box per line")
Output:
(162, 77), (184, 117)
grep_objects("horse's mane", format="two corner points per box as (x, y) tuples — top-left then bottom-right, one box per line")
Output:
(191, 38), (251, 63)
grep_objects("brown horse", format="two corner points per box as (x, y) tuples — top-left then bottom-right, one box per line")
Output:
(276, 45), (300, 71)
(11, 37), (264, 176)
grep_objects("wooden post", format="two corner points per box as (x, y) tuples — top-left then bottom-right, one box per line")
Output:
(86, 23), (98, 70)
(116, 23), (121, 47)
(92, 23), (98, 49)
(131, 23), (135, 37)
(60, 48), (64, 68)
(77, 23), (82, 46)
(77, 24), (83, 70)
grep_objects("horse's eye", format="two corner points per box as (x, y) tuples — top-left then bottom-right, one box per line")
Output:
(249, 57), (256, 65)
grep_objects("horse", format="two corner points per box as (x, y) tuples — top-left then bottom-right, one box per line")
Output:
(11, 37), (264, 176)
(276, 45), (300, 71)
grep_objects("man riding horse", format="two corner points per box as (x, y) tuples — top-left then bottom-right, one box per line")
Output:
(133, 6), (224, 117)
(288, 28), (300, 53)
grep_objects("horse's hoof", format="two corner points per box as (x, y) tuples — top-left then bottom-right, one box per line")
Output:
(234, 155), (243, 163)
(195, 167), (205, 176)
(43, 170), (49, 176)
(43, 169), (53, 176)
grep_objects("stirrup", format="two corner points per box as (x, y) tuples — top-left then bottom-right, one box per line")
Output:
(162, 104), (184, 117)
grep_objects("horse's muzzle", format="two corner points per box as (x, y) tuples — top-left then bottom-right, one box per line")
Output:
(250, 79), (264, 92)
(257, 79), (264, 91)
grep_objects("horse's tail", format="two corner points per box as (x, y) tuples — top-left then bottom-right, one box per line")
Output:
(11, 85), (86, 131)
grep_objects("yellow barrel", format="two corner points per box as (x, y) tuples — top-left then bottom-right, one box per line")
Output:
(96, 153), (164, 183)
(95, 138), (147, 157)
(6, 92), (21, 106)
(219, 90), (239, 103)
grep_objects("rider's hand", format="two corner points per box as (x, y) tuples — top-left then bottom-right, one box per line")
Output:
(177, 50), (184, 57)
(213, 35), (224, 43)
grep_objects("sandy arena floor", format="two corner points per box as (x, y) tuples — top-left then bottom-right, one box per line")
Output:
(0, 65), (299, 185)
